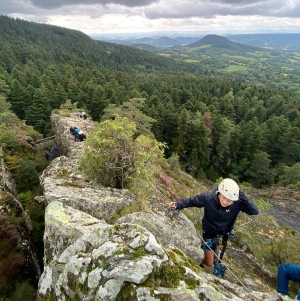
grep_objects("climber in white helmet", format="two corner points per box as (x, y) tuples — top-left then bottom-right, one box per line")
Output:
(169, 178), (259, 267)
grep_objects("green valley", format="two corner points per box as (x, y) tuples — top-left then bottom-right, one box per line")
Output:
(140, 34), (300, 93)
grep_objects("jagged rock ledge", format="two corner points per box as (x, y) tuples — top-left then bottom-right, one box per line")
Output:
(37, 113), (287, 300)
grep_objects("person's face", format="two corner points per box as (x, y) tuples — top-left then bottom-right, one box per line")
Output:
(218, 193), (234, 207)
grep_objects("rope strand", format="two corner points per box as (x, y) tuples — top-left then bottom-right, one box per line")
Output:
(155, 185), (250, 291)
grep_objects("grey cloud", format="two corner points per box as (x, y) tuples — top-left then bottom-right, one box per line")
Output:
(0, 0), (128, 18)
(1, 0), (300, 31)
(28, 0), (157, 9)
(143, 0), (300, 19)
(207, 0), (270, 4)
(0, 0), (34, 15)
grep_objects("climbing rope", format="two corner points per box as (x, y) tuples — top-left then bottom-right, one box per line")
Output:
(178, 209), (250, 291)
(155, 186), (250, 291)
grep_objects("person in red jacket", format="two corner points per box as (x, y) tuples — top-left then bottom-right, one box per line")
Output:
(169, 178), (259, 267)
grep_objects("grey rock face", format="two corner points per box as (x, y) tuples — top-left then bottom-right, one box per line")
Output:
(38, 202), (169, 300)
(50, 113), (93, 159)
(38, 201), (279, 301)
(117, 211), (203, 265)
(37, 113), (287, 301)
(40, 155), (134, 222)
(43, 201), (107, 264)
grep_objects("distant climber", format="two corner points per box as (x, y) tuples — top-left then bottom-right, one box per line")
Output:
(277, 263), (300, 300)
(70, 126), (77, 135)
(45, 152), (52, 161)
(50, 145), (59, 158)
(50, 145), (58, 153)
(74, 129), (80, 141)
(70, 126), (80, 141)
(168, 178), (259, 267)
(76, 112), (87, 119)
(78, 131), (86, 142)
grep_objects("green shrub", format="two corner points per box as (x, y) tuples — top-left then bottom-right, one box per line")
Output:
(80, 115), (137, 187)
(263, 231), (300, 268)
(0, 131), (21, 152)
(279, 163), (300, 186)
(4, 154), (21, 171)
(288, 181), (300, 190)
(18, 191), (34, 208)
(26, 200), (45, 268)
(80, 115), (166, 205)
(26, 127), (42, 141)
(10, 281), (35, 301)
(59, 99), (76, 110)
(168, 153), (181, 171)
(254, 198), (271, 211)
(13, 159), (39, 192)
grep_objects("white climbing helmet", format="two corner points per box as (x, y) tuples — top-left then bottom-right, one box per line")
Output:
(218, 178), (239, 201)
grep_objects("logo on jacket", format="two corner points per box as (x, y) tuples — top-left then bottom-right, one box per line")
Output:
(226, 209), (230, 212)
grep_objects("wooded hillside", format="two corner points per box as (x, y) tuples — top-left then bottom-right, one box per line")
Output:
(0, 15), (300, 189)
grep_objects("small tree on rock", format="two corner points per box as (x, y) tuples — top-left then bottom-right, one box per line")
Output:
(80, 115), (165, 204)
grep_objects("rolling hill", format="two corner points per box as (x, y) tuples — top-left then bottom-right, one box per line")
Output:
(0, 15), (202, 75)
(227, 33), (300, 51)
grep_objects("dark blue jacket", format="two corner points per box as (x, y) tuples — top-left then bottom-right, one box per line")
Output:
(277, 263), (300, 298)
(175, 188), (259, 236)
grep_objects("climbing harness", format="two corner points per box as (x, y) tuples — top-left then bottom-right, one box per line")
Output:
(201, 237), (220, 253)
(178, 210), (249, 289)
(153, 185), (250, 290)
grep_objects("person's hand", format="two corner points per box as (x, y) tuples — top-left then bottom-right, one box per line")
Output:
(239, 190), (249, 201)
(168, 202), (177, 210)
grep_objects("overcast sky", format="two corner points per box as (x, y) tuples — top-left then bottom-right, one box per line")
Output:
(1, 0), (300, 36)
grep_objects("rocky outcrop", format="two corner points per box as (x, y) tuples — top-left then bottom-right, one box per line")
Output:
(37, 113), (288, 300)
(50, 112), (93, 159)
(38, 201), (284, 301)
(117, 210), (203, 265)
(39, 156), (134, 223)
(40, 113), (204, 264)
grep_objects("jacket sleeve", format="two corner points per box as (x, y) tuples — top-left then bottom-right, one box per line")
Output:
(175, 192), (208, 210)
(239, 190), (259, 215)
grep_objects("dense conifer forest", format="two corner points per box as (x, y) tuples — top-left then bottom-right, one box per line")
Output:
(0, 14), (300, 190)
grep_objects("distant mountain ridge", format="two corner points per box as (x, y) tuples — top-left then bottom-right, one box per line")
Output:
(94, 32), (300, 51)
(97, 33), (260, 53)
(94, 35), (202, 48)
(227, 33), (300, 51)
